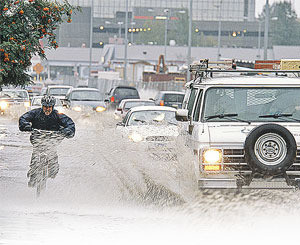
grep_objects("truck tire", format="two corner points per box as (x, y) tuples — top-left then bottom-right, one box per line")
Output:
(244, 124), (297, 175)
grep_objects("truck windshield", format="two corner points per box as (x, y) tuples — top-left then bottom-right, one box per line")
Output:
(203, 87), (300, 122)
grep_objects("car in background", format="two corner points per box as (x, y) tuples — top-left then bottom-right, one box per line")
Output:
(46, 85), (73, 100)
(40, 87), (47, 96)
(30, 96), (65, 114)
(0, 89), (30, 114)
(152, 91), (185, 109)
(105, 85), (140, 110)
(116, 106), (178, 161)
(114, 99), (155, 120)
(64, 88), (106, 113)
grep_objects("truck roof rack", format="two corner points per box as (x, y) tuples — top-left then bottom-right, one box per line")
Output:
(190, 59), (300, 83)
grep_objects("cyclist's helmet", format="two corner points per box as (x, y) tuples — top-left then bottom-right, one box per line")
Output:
(41, 95), (56, 107)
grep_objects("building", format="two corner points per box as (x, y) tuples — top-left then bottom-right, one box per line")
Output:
(32, 45), (300, 83)
(57, 0), (261, 49)
(64, 0), (255, 21)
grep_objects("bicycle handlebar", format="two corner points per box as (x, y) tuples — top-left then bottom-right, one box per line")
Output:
(32, 128), (65, 137)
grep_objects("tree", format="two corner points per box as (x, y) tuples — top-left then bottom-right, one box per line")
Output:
(138, 20), (165, 45)
(0, 0), (79, 88)
(260, 1), (300, 46)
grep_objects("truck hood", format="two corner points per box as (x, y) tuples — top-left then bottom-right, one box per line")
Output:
(207, 123), (300, 147)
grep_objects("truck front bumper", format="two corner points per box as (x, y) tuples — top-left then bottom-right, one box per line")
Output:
(198, 177), (300, 190)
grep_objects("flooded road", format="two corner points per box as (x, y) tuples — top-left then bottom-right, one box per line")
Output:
(1, 112), (300, 245)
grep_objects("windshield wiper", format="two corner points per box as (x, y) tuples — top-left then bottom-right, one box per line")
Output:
(205, 113), (251, 124)
(259, 113), (300, 122)
(134, 119), (146, 123)
(2, 93), (11, 98)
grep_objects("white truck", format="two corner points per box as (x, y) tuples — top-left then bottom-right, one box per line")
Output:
(176, 61), (300, 189)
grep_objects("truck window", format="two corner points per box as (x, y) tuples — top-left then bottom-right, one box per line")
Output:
(187, 88), (198, 117)
(193, 90), (203, 121)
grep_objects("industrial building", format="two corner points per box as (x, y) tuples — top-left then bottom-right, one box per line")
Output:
(57, 0), (261, 49)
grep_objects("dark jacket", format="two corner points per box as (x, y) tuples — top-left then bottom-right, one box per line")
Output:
(19, 108), (75, 137)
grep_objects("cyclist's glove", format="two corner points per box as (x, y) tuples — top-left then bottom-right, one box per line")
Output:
(23, 125), (32, 132)
(60, 128), (74, 138)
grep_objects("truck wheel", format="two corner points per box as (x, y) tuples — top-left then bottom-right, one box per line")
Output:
(244, 124), (297, 175)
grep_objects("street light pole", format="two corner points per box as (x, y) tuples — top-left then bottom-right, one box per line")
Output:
(88, 0), (94, 82)
(257, 20), (262, 59)
(131, 22), (135, 44)
(186, 0), (192, 83)
(164, 9), (169, 62)
(264, 0), (269, 60)
(124, 0), (128, 82)
(217, 0), (222, 61)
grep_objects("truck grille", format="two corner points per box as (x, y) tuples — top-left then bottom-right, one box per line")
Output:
(221, 149), (300, 172)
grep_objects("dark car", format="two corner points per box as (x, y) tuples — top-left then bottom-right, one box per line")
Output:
(153, 91), (185, 109)
(105, 85), (140, 110)
(65, 88), (106, 113)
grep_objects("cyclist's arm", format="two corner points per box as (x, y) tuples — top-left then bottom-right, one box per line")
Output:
(58, 113), (75, 138)
(19, 109), (37, 131)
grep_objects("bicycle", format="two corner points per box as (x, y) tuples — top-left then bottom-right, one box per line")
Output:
(28, 128), (64, 197)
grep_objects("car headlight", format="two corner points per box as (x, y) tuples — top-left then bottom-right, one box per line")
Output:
(24, 101), (30, 108)
(203, 149), (222, 164)
(72, 106), (82, 112)
(129, 132), (144, 142)
(0, 101), (8, 110)
(96, 106), (106, 112)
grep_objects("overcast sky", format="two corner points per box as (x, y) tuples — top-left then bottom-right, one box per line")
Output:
(255, 0), (300, 17)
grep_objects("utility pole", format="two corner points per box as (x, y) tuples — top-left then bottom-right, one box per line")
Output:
(257, 21), (262, 59)
(88, 0), (94, 81)
(264, 0), (269, 60)
(164, 9), (169, 62)
(124, 0), (128, 82)
(186, 0), (192, 83)
(217, 0), (222, 61)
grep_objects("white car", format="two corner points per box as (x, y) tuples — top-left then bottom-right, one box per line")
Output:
(46, 85), (73, 100)
(30, 96), (65, 114)
(114, 99), (155, 120)
(116, 106), (179, 161)
(177, 69), (300, 190)
(0, 89), (30, 114)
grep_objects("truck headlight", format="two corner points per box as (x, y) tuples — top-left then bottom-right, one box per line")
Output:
(72, 106), (82, 112)
(129, 132), (143, 142)
(0, 101), (8, 110)
(24, 101), (30, 108)
(203, 149), (222, 164)
(96, 106), (106, 112)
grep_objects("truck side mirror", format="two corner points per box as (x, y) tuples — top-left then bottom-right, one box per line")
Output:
(175, 109), (188, 122)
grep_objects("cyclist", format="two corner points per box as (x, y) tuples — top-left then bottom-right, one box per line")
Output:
(19, 95), (75, 187)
